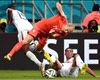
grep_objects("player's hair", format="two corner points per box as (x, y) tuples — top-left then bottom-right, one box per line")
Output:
(65, 47), (73, 52)
(92, 4), (99, 11)
(8, 4), (16, 9)
(88, 19), (98, 32)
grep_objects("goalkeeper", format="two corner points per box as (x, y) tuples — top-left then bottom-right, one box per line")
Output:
(45, 47), (100, 78)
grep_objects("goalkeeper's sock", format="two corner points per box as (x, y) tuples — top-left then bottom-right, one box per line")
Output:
(26, 51), (41, 66)
(9, 41), (23, 57)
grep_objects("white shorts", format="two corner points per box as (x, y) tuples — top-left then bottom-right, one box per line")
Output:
(69, 67), (79, 77)
(59, 62), (79, 77)
(17, 30), (28, 41)
(59, 63), (73, 77)
(17, 30), (35, 46)
(14, 19), (33, 42)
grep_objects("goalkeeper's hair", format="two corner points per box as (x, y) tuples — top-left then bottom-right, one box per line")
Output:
(65, 47), (73, 52)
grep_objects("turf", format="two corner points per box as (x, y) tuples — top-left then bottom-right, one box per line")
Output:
(0, 70), (100, 80)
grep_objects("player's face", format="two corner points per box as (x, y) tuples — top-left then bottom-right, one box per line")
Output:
(62, 25), (68, 31)
(68, 26), (75, 33)
(65, 48), (73, 59)
(62, 24), (74, 33)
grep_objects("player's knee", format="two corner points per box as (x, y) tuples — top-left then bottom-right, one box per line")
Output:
(22, 39), (30, 45)
(29, 42), (36, 51)
(24, 37), (33, 44)
(51, 55), (57, 63)
(29, 44), (44, 54)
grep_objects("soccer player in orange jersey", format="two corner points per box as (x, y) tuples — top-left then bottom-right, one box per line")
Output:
(4, 2), (74, 65)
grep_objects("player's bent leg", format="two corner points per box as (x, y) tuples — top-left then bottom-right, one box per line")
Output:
(43, 51), (53, 65)
(39, 63), (45, 77)
(26, 51), (41, 66)
(34, 48), (53, 66)
(34, 43), (53, 65)
(4, 41), (24, 61)
(29, 43), (53, 65)
(69, 67), (79, 77)
(80, 64), (88, 74)
(4, 53), (11, 61)
(75, 54), (89, 75)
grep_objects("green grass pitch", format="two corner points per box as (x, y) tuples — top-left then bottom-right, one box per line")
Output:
(0, 70), (100, 80)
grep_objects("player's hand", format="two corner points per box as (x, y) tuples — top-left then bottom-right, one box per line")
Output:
(83, 29), (89, 32)
(56, 2), (66, 18)
(95, 76), (100, 78)
(68, 23), (75, 33)
(56, 2), (62, 10)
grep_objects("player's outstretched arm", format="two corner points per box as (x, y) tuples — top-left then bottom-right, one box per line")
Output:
(86, 67), (100, 78)
(56, 2), (66, 18)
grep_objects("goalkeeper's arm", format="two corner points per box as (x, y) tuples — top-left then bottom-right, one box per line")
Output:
(86, 67), (100, 78)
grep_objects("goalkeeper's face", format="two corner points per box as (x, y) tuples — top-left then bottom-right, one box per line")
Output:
(65, 48), (73, 59)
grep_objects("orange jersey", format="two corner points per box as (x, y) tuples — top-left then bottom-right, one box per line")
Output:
(33, 14), (68, 33)
(28, 14), (68, 46)
(82, 11), (100, 27)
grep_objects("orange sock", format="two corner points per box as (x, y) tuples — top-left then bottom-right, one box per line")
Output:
(9, 41), (23, 57)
